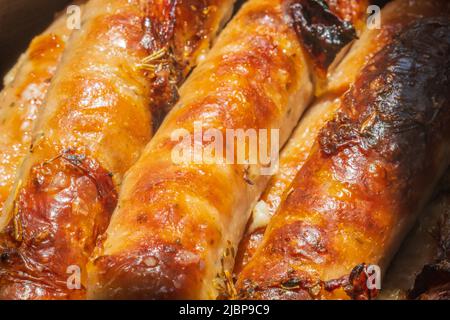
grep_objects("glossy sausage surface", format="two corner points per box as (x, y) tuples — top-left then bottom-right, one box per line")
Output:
(0, 11), (71, 219)
(236, 15), (450, 300)
(87, 0), (357, 300)
(235, 0), (450, 275)
(0, 0), (235, 300)
(235, 95), (341, 273)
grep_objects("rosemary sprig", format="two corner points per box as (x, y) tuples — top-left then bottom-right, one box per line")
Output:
(213, 240), (238, 299)
(136, 47), (169, 72)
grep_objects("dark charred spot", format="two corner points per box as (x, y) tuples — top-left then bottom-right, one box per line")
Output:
(287, 0), (356, 71)
(0, 251), (9, 263)
(319, 18), (450, 169)
(237, 270), (321, 300)
(319, 112), (359, 155)
(239, 260), (378, 300)
(281, 278), (302, 289)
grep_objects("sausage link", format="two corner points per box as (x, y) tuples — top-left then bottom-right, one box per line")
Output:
(235, 0), (450, 276)
(236, 13), (450, 300)
(235, 94), (341, 273)
(87, 0), (357, 300)
(0, 0), (235, 300)
(0, 11), (73, 219)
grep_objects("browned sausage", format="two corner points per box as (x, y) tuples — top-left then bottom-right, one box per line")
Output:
(236, 9), (450, 300)
(0, 9), (73, 221)
(0, 0), (235, 300)
(235, 0), (445, 274)
(87, 0), (357, 300)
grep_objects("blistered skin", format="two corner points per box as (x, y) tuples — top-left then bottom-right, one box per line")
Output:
(236, 18), (450, 300)
(87, 0), (356, 300)
(0, 0), (235, 300)
(0, 150), (116, 300)
(0, 13), (71, 218)
(234, 0), (450, 274)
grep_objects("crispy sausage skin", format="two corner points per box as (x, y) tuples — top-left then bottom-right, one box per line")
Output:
(236, 16), (450, 300)
(235, 0), (450, 275)
(0, 0), (235, 300)
(87, 0), (357, 300)
(0, 12), (72, 218)
(235, 95), (342, 273)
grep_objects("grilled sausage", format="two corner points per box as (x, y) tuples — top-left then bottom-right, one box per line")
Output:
(87, 0), (357, 300)
(0, 0), (235, 300)
(0, 11), (72, 220)
(235, 95), (342, 273)
(236, 14), (450, 300)
(235, 0), (450, 276)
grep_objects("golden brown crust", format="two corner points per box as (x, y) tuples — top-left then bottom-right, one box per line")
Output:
(0, 0), (235, 300)
(0, 150), (116, 300)
(0, 13), (73, 300)
(234, 96), (341, 274)
(236, 17), (450, 300)
(234, 0), (372, 274)
(235, 0), (450, 276)
(0, 13), (70, 217)
(87, 0), (356, 300)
